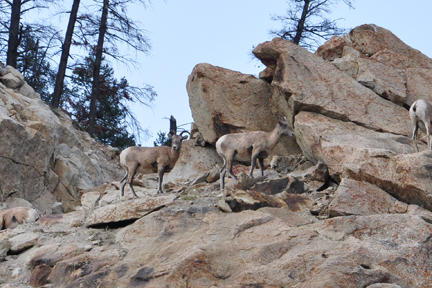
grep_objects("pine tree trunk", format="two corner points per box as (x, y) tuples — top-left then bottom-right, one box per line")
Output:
(51, 0), (81, 108)
(7, 0), (21, 68)
(293, 0), (310, 45)
(87, 0), (109, 135)
(169, 115), (177, 134)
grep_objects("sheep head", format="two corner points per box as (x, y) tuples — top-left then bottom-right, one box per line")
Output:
(168, 130), (190, 151)
(278, 117), (295, 137)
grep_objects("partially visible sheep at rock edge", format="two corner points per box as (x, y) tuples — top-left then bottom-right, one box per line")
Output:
(0, 207), (39, 230)
(119, 130), (190, 196)
(409, 99), (432, 152)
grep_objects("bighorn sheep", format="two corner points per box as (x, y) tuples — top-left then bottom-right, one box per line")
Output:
(119, 130), (189, 197)
(409, 99), (432, 152)
(216, 117), (295, 192)
(0, 207), (39, 230)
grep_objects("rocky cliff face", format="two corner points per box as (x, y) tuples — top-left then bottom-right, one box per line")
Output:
(0, 64), (122, 214)
(2, 24), (432, 288)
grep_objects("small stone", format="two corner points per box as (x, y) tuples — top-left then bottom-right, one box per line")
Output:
(190, 173), (210, 186)
(81, 192), (101, 210)
(85, 245), (92, 251)
(270, 155), (307, 174)
(310, 203), (324, 215)
(394, 200), (408, 214)
(310, 191), (327, 200)
(217, 200), (232, 213)
(0, 238), (10, 261)
(9, 232), (39, 253)
(30, 264), (52, 287)
(12, 267), (22, 279)
(70, 218), (82, 227)
(206, 165), (221, 183)
(194, 132), (206, 147)
(51, 202), (63, 214)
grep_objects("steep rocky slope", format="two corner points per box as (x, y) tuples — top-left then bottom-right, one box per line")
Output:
(2, 24), (432, 288)
(0, 64), (122, 214)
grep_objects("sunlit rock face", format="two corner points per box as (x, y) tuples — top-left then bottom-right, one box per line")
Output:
(0, 65), (122, 214)
(186, 62), (302, 160)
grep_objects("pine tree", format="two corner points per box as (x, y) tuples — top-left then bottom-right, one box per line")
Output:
(16, 26), (56, 102)
(64, 52), (155, 149)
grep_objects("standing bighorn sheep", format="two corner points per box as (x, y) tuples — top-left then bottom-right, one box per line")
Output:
(119, 130), (189, 197)
(409, 99), (432, 152)
(216, 117), (295, 193)
(0, 207), (39, 230)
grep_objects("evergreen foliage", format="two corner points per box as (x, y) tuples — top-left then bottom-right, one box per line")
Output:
(63, 52), (155, 149)
(16, 26), (57, 102)
(153, 131), (172, 147)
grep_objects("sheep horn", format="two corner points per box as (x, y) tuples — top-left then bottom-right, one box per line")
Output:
(180, 130), (190, 137)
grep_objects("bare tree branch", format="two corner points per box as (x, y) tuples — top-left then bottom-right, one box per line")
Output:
(269, 0), (355, 51)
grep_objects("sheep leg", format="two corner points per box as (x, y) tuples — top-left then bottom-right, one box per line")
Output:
(127, 165), (139, 198)
(220, 169), (227, 198)
(412, 124), (419, 152)
(249, 153), (260, 178)
(219, 157), (227, 191)
(427, 123), (431, 150)
(120, 171), (128, 183)
(120, 170), (128, 197)
(157, 167), (165, 194)
(226, 157), (238, 181)
(258, 158), (265, 177)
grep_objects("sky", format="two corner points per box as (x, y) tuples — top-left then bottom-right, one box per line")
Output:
(123, 0), (432, 146)
(36, 0), (432, 146)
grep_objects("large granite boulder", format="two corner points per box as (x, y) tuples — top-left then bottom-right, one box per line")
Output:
(333, 46), (406, 106)
(405, 68), (432, 106)
(187, 63), (275, 144)
(186, 63), (302, 158)
(85, 195), (177, 227)
(252, 37), (412, 137)
(342, 149), (432, 211)
(317, 24), (432, 70)
(294, 111), (415, 180)
(164, 140), (223, 184)
(316, 24), (432, 108)
(328, 178), (400, 217)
